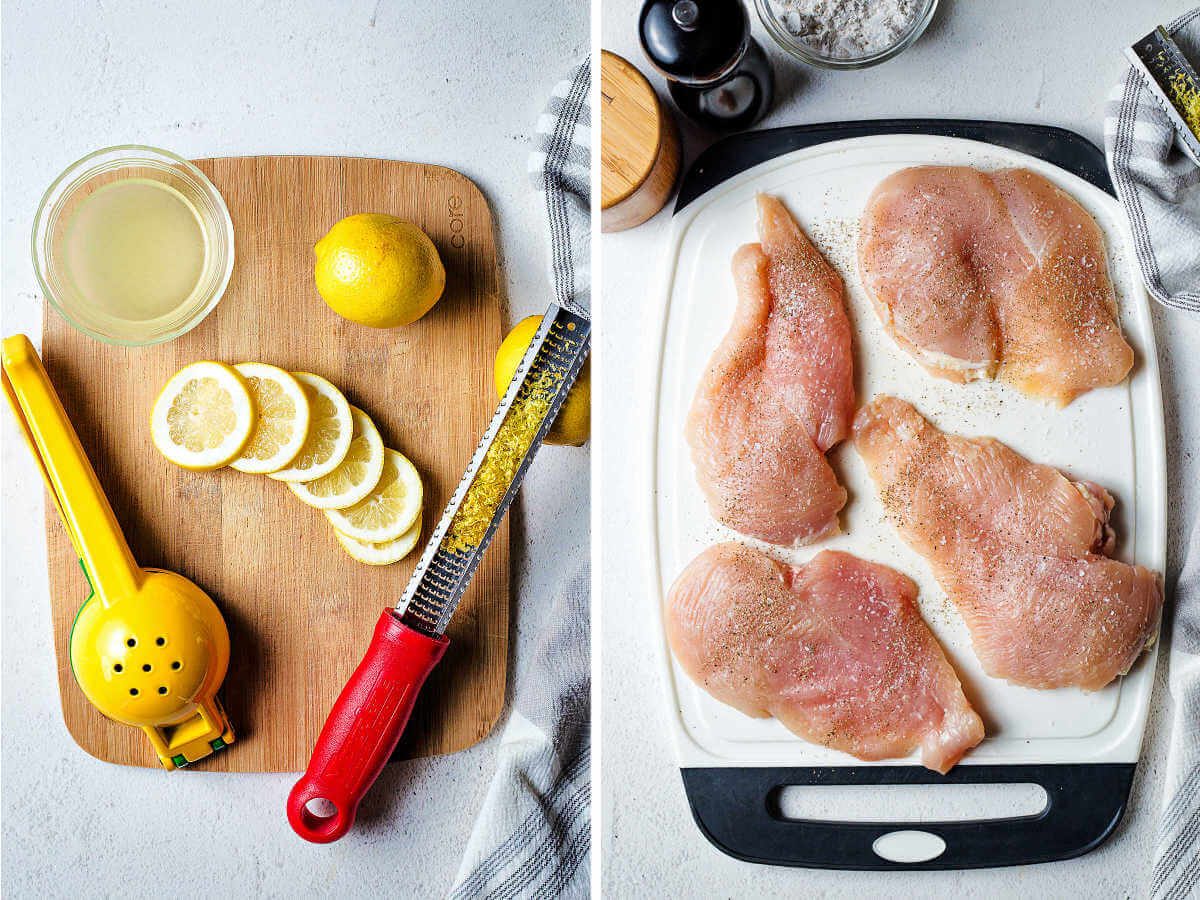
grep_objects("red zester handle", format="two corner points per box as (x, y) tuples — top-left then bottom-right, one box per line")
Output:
(287, 609), (448, 843)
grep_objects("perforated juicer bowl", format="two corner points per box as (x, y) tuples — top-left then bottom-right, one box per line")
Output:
(70, 568), (231, 728)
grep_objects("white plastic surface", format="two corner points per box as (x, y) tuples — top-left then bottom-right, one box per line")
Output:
(649, 135), (1167, 770)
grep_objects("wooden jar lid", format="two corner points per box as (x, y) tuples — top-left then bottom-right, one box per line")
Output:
(601, 50), (681, 232)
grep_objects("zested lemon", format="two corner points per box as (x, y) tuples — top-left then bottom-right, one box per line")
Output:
(494, 315), (590, 446)
(288, 406), (384, 509)
(151, 361), (256, 470)
(334, 515), (421, 565)
(229, 363), (311, 474)
(325, 448), (422, 542)
(269, 372), (353, 482)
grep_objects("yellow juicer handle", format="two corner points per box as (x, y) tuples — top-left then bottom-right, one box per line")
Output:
(1, 335), (141, 603)
(143, 696), (236, 771)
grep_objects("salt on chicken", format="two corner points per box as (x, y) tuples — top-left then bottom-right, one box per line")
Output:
(853, 395), (1162, 691)
(687, 194), (855, 547)
(665, 542), (985, 774)
(858, 165), (1134, 406)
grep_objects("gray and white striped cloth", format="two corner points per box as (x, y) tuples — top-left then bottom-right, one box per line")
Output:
(1106, 9), (1200, 899)
(530, 58), (592, 320)
(450, 58), (591, 900)
(1152, 526), (1200, 900)
(1104, 5), (1200, 314)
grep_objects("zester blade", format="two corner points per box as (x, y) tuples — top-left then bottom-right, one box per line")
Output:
(397, 303), (589, 635)
(1126, 26), (1200, 166)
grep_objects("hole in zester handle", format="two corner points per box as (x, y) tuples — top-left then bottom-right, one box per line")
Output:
(305, 798), (338, 819)
(298, 797), (347, 839)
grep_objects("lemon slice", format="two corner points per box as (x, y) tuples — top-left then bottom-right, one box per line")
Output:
(268, 372), (353, 482)
(324, 448), (422, 542)
(229, 364), (311, 474)
(151, 361), (256, 470)
(288, 406), (384, 508)
(334, 514), (421, 565)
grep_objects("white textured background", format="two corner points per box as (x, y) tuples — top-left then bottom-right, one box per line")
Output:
(598, 0), (1200, 897)
(1, 1), (587, 896)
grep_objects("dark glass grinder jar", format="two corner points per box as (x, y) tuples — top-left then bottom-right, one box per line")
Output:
(638, 0), (775, 131)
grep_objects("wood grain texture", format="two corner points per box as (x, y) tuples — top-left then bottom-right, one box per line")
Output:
(41, 155), (508, 772)
(600, 50), (680, 232)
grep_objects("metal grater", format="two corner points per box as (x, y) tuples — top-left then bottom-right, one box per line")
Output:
(1127, 26), (1200, 166)
(397, 303), (590, 635)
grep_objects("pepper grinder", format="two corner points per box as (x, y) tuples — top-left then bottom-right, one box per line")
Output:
(638, 0), (775, 131)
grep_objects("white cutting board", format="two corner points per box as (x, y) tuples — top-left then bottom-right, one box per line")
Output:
(649, 134), (1166, 770)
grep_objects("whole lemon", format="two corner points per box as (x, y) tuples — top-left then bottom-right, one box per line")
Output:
(494, 315), (590, 446)
(314, 214), (446, 328)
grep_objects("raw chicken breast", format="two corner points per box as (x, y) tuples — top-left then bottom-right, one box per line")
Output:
(756, 193), (855, 450)
(859, 166), (1134, 406)
(853, 396), (1162, 691)
(665, 542), (984, 774)
(687, 194), (854, 546)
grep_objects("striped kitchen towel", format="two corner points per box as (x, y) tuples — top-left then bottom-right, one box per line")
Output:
(1152, 520), (1200, 900)
(528, 57), (591, 321)
(1104, 6), (1200, 314)
(1108, 12), (1200, 899)
(450, 57), (591, 900)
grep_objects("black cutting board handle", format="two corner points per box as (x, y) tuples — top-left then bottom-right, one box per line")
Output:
(674, 118), (1114, 214)
(683, 764), (1135, 870)
(674, 121), (1130, 870)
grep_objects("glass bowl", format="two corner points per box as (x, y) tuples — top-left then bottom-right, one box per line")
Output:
(754, 0), (939, 70)
(32, 145), (234, 346)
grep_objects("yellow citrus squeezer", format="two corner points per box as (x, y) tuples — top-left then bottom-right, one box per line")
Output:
(2, 334), (234, 769)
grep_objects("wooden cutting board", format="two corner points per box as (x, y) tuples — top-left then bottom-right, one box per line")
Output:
(40, 155), (508, 771)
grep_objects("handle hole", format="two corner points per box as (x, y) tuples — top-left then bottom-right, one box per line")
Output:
(300, 796), (344, 835)
(772, 783), (1047, 824)
(305, 798), (338, 819)
(291, 794), (346, 840)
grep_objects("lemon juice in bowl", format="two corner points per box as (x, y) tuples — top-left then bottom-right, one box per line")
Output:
(33, 145), (234, 346)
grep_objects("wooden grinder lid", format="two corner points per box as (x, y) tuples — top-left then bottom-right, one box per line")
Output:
(601, 50), (668, 212)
